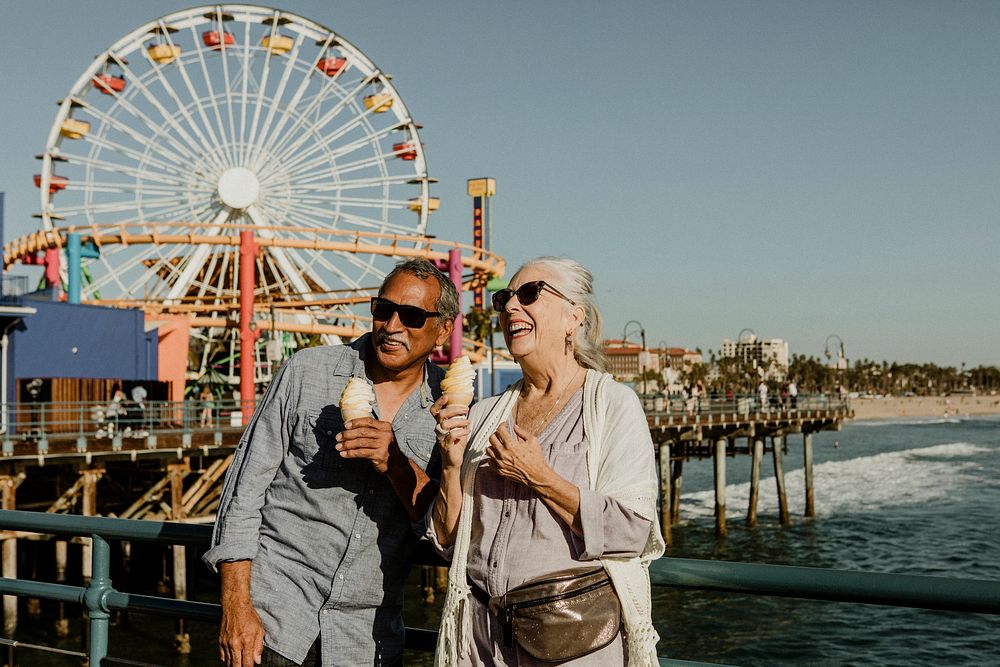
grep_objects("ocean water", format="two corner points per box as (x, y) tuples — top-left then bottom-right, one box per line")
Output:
(657, 414), (1000, 666)
(7, 416), (1000, 665)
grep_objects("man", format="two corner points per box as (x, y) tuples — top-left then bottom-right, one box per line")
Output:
(203, 258), (460, 667)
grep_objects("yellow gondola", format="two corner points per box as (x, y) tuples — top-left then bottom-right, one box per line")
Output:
(148, 44), (181, 65)
(60, 119), (91, 140)
(261, 34), (293, 55)
(363, 93), (393, 113)
(408, 197), (440, 213)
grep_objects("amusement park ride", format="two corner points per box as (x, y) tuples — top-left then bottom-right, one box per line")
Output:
(4, 4), (504, 395)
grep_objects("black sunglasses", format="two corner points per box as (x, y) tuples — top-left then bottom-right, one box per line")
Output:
(370, 297), (441, 328)
(491, 280), (576, 311)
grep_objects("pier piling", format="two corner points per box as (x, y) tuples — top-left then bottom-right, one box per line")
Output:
(713, 439), (727, 538)
(803, 432), (815, 517)
(772, 435), (790, 525)
(669, 457), (683, 526)
(1, 475), (18, 632)
(658, 442), (672, 545)
(747, 437), (763, 528)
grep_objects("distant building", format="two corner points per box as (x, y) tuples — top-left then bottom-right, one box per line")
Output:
(720, 335), (789, 381)
(657, 347), (703, 373)
(602, 340), (701, 383)
(603, 339), (649, 379)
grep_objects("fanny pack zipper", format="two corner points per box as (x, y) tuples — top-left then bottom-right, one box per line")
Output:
(506, 577), (610, 613)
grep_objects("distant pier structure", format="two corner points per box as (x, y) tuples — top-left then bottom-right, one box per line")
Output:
(648, 396), (852, 544)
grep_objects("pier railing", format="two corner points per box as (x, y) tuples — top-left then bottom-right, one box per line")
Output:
(0, 510), (997, 666)
(641, 392), (849, 416)
(1, 398), (245, 454)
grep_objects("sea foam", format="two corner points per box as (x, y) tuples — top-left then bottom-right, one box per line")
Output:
(681, 442), (989, 520)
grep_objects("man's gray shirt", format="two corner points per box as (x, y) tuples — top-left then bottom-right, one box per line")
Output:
(203, 335), (443, 665)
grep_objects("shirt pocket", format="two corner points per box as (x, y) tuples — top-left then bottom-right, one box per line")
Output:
(399, 431), (435, 470)
(297, 408), (345, 471)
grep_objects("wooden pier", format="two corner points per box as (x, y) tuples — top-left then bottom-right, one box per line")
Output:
(647, 398), (852, 544)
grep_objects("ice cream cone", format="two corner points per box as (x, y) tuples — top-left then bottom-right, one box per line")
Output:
(441, 356), (475, 407)
(340, 377), (374, 422)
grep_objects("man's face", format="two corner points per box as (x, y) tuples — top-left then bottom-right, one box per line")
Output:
(372, 272), (452, 373)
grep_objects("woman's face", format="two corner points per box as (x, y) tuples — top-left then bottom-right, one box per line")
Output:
(498, 265), (580, 365)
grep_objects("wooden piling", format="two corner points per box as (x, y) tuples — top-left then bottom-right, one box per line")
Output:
(55, 540), (69, 637)
(167, 462), (191, 654)
(669, 457), (684, 526)
(658, 442), (672, 546)
(713, 439), (727, 538)
(772, 435), (790, 524)
(80, 468), (104, 583)
(803, 432), (815, 517)
(1, 475), (18, 632)
(746, 437), (763, 527)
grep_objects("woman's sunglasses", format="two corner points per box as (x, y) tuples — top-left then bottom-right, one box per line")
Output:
(491, 280), (576, 311)
(370, 297), (441, 328)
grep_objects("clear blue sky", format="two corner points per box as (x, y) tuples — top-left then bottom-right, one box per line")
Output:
(1, 1), (997, 367)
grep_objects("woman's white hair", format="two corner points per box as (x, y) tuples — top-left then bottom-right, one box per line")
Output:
(515, 256), (609, 372)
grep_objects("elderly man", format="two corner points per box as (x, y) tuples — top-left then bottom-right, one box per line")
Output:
(204, 258), (460, 667)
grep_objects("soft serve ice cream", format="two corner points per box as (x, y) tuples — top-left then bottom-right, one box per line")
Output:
(440, 356), (475, 407)
(340, 377), (374, 421)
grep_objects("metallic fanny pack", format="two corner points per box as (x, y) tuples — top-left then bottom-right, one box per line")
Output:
(487, 566), (622, 662)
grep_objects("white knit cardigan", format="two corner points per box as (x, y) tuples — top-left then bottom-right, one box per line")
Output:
(434, 370), (666, 666)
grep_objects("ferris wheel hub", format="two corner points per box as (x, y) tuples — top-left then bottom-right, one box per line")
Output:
(217, 167), (260, 210)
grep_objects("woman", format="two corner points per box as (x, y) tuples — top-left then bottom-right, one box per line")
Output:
(428, 257), (664, 666)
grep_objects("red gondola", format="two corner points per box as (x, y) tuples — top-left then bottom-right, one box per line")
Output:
(316, 56), (347, 77)
(92, 74), (126, 95)
(393, 142), (418, 161)
(33, 174), (68, 193)
(203, 30), (235, 49)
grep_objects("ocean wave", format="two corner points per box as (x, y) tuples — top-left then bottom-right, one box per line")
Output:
(853, 417), (962, 428)
(681, 442), (989, 520)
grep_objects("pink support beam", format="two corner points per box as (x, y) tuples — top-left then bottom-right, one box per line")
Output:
(448, 249), (463, 361)
(239, 231), (257, 424)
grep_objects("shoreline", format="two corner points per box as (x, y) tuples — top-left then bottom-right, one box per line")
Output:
(850, 395), (1000, 421)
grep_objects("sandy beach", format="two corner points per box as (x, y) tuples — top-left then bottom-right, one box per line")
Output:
(851, 395), (1000, 421)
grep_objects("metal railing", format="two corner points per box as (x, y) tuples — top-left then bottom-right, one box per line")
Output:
(1, 399), (246, 452)
(0, 276), (30, 305)
(641, 392), (850, 416)
(0, 510), (997, 666)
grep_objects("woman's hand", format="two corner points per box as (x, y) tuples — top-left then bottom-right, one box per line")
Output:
(485, 423), (550, 487)
(488, 423), (583, 536)
(431, 395), (470, 469)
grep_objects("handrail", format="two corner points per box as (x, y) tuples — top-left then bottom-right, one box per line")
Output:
(0, 510), (996, 666)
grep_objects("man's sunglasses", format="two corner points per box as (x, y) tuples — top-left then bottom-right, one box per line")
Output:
(370, 297), (441, 328)
(491, 280), (576, 311)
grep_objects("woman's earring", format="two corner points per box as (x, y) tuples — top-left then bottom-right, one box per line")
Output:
(565, 331), (573, 354)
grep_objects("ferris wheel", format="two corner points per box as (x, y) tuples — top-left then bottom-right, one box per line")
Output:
(29, 5), (455, 380)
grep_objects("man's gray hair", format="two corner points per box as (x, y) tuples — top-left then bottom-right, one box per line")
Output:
(381, 257), (460, 323)
(515, 256), (609, 372)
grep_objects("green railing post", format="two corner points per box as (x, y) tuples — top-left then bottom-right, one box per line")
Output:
(84, 534), (112, 666)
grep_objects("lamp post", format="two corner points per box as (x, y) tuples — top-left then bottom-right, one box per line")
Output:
(624, 320), (647, 406)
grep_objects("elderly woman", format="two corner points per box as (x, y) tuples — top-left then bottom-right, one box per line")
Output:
(428, 257), (664, 666)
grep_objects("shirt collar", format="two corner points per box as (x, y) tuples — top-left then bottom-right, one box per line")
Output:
(340, 333), (434, 407)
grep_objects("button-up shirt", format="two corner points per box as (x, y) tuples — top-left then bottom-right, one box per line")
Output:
(204, 334), (443, 666)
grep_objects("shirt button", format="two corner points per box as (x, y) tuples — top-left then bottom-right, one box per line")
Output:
(355, 533), (361, 539)
(321, 609), (329, 615)
(491, 562), (498, 568)
(326, 430), (333, 435)
(339, 574), (345, 580)
(504, 511), (510, 517)
(369, 489), (375, 495)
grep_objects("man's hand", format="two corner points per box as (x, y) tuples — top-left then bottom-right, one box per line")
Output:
(219, 561), (264, 667)
(335, 418), (400, 474)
